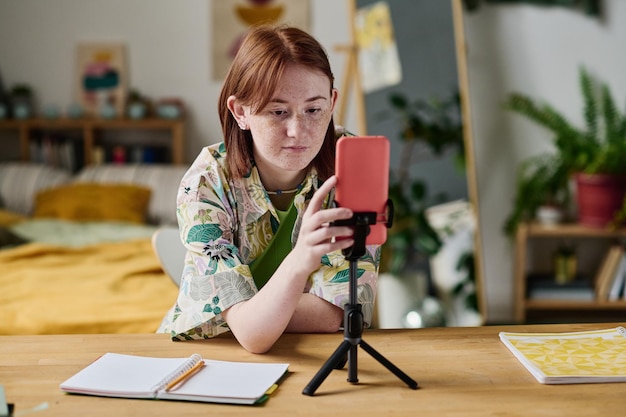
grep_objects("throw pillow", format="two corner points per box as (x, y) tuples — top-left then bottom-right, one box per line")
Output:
(33, 183), (152, 224)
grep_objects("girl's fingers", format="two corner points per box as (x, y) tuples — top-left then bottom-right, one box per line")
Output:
(307, 175), (337, 214)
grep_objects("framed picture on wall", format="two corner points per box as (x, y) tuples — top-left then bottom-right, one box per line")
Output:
(75, 43), (127, 117)
(354, 1), (402, 94)
(211, 0), (310, 81)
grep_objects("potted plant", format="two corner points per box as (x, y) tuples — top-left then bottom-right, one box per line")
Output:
(381, 91), (467, 274)
(126, 89), (149, 119)
(10, 83), (34, 119)
(504, 66), (626, 233)
(375, 91), (480, 326)
(503, 153), (571, 236)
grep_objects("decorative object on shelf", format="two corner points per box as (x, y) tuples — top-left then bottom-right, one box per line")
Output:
(43, 104), (61, 120)
(92, 146), (105, 165)
(156, 98), (184, 119)
(536, 204), (564, 227)
(128, 102), (147, 119)
(13, 104), (30, 119)
(9, 84), (34, 119)
(99, 102), (116, 119)
(554, 244), (577, 284)
(504, 67), (626, 234)
(75, 42), (127, 118)
(576, 173), (626, 228)
(126, 89), (149, 119)
(112, 146), (127, 164)
(67, 103), (84, 119)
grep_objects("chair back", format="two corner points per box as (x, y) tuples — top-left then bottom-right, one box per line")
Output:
(152, 227), (185, 286)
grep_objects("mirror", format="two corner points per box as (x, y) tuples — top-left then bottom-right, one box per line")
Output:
(337, 0), (485, 327)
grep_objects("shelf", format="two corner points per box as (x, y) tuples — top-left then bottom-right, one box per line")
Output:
(0, 117), (185, 166)
(0, 117), (183, 128)
(514, 222), (626, 323)
(520, 222), (626, 238)
(525, 299), (626, 310)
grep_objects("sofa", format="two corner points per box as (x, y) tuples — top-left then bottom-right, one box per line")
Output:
(0, 162), (188, 335)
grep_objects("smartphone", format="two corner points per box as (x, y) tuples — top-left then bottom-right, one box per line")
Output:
(333, 135), (390, 245)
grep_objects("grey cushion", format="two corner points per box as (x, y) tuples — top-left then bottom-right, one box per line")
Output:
(0, 162), (72, 215)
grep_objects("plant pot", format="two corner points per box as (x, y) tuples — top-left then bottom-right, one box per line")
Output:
(127, 102), (147, 119)
(536, 205), (564, 227)
(575, 173), (626, 228)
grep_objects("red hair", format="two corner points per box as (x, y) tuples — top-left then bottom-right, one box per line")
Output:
(218, 25), (337, 180)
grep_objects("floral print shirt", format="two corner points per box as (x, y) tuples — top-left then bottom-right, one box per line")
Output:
(159, 142), (381, 340)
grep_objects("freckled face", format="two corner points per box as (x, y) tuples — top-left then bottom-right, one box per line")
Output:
(237, 65), (337, 187)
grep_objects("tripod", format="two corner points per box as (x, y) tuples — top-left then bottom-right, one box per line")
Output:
(302, 207), (418, 396)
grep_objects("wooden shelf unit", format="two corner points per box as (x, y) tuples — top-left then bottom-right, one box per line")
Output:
(514, 222), (626, 323)
(0, 117), (185, 166)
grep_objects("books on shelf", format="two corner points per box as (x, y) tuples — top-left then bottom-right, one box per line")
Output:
(500, 326), (626, 384)
(29, 136), (81, 172)
(91, 145), (165, 165)
(526, 274), (594, 301)
(608, 253), (626, 301)
(594, 245), (626, 301)
(60, 352), (289, 405)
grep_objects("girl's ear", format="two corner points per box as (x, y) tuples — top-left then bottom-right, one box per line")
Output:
(330, 88), (338, 113)
(227, 95), (247, 128)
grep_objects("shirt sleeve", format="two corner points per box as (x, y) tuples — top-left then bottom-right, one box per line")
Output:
(161, 147), (259, 340)
(292, 189), (382, 329)
(305, 245), (381, 328)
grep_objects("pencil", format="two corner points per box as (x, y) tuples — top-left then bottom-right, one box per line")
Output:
(165, 360), (206, 392)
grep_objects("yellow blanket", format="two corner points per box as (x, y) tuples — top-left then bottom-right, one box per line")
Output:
(0, 238), (179, 335)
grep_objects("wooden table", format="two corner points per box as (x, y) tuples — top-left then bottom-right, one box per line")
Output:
(1, 323), (624, 416)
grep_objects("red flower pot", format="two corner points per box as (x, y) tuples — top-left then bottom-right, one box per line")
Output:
(575, 173), (626, 228)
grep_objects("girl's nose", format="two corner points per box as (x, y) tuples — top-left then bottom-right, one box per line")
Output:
(286, 114), (306, 137)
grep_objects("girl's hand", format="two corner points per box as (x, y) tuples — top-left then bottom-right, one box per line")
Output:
(291, 176), (355, 274)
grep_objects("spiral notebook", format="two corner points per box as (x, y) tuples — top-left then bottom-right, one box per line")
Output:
(60, 353), (289, 405)
(500, 326), (626, 384)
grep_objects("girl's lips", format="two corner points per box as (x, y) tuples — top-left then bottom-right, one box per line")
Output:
(284, 146), (308, 152)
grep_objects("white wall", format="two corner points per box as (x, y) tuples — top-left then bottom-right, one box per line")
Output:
(4, 0), (626, 323)
(464, 0), (626, 322)
(0, 0), (354, 163)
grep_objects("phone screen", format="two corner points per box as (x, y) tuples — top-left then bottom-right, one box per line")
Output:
(334, 136), (390, 245)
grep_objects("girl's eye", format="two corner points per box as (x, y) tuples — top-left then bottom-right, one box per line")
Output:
(306, 108), (321, 114)
(271, 110), (287, 116)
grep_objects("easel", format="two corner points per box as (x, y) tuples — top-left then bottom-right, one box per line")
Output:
(302, 203), (418, 396)
(335, 0), (367, 136)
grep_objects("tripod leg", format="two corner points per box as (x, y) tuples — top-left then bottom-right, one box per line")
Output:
(347, 343), (358, 382)
(359, 339), (418, 389)
(302, 340), (353, 396)
(334, 353), (348, 370)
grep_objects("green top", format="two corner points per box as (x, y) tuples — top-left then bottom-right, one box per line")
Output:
(249, 203), (297, 289)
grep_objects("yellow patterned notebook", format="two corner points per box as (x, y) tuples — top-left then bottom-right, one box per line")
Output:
(499, 326), (626, 384)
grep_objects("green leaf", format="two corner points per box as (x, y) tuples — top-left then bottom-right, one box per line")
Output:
(187, 224), (223, 243)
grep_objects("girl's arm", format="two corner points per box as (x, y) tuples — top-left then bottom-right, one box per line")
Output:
(222, 176), (353, 353)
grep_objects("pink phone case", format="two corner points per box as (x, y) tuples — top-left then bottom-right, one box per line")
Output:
(334, 135), (390, 245)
